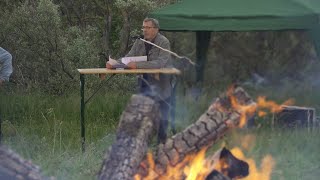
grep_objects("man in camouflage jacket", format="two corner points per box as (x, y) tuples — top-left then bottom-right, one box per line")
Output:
(107, 18), (172, 143)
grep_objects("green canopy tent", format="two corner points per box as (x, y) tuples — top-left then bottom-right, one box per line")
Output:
(149, 0), (320, 82)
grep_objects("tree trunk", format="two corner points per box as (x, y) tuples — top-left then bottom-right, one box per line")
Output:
(0, 145), (47, 180)
(98, 94), (161, 180)
(102, 14), (111, 58)
(118, 10), (130, 56)
(100, 0), (113, 59)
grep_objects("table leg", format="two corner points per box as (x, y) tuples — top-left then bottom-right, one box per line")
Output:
(80, 74), (85, 152)
(170, 77), (177, 134)
(0, 113), (2, 144)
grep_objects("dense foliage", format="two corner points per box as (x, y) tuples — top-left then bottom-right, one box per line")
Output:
(0, 0), (173, 94)
(1, 0), (319, 94)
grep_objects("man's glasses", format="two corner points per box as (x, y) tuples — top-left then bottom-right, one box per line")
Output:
(141, 26), (156, 30)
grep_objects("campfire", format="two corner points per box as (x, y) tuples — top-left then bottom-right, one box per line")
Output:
(98, 86), (294, 180)
(0, 86), (315, 180)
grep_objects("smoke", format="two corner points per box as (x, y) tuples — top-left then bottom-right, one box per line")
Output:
(303, 60), (320, 88)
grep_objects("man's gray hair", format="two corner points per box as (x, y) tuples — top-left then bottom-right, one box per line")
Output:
(143, 18), (160, 28)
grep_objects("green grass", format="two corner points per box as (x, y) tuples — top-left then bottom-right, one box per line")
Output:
(222, 127), (320, 180)
(0, 84), (320, 180)
(0, 89), (130, 179)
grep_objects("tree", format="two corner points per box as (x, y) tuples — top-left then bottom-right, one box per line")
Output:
(2, 0), (100, 94)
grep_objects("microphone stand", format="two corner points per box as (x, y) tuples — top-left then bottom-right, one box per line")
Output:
(138, 37), (196, 66)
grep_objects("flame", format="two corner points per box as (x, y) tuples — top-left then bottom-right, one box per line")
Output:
(228, 90), (294, 128)
(135, 87), (283, 180)
(184, 147), (209, 180)
(135, 146), (275, 180)
(230, 147), (275, 180)
(256, 96), (294, 113)
(135, 148), (212, 180)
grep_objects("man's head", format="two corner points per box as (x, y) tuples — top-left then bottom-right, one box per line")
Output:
(142, 18), (159, 41)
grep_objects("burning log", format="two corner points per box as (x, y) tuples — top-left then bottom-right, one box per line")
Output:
(0, 145), (47, 180)
(147, 86), (254, 176)
(215, 148), (249, 179)
(135, 146), (249, 180)
(98, 95), (161, 180)
(205, 147), (249, 180)
(99, 86), (255, 180)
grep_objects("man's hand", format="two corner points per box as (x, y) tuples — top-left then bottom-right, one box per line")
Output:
(127, 62), (137, 69)
(106, 62), (113, 69)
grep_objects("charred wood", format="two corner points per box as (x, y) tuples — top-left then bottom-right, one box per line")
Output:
(205, 170), (230, 180)
(218, 148), (249, 179)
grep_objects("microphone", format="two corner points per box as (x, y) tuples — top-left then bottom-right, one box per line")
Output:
(131, 35), (144, 40)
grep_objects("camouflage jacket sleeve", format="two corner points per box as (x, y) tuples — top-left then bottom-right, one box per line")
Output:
(127, 33), (170, 69)
(136, 35), (170, 69)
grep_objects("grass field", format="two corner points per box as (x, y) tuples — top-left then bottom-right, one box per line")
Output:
(224, 127), (320, 180)
(0, 84), (320, 180)
(0, 89), (130, 179)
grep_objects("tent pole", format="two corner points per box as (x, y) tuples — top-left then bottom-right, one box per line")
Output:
(307, 25), (320, 59)
(196, 31), (211, 83)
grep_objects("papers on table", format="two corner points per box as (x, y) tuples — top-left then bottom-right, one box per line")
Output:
(107, 56), (147, 67)
(107, 56), (120, 66)
(121, 56), (147, 65)
(107, 56), (127, 69)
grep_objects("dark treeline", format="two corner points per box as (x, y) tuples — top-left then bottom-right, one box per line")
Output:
(1, 0), (319, 95)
